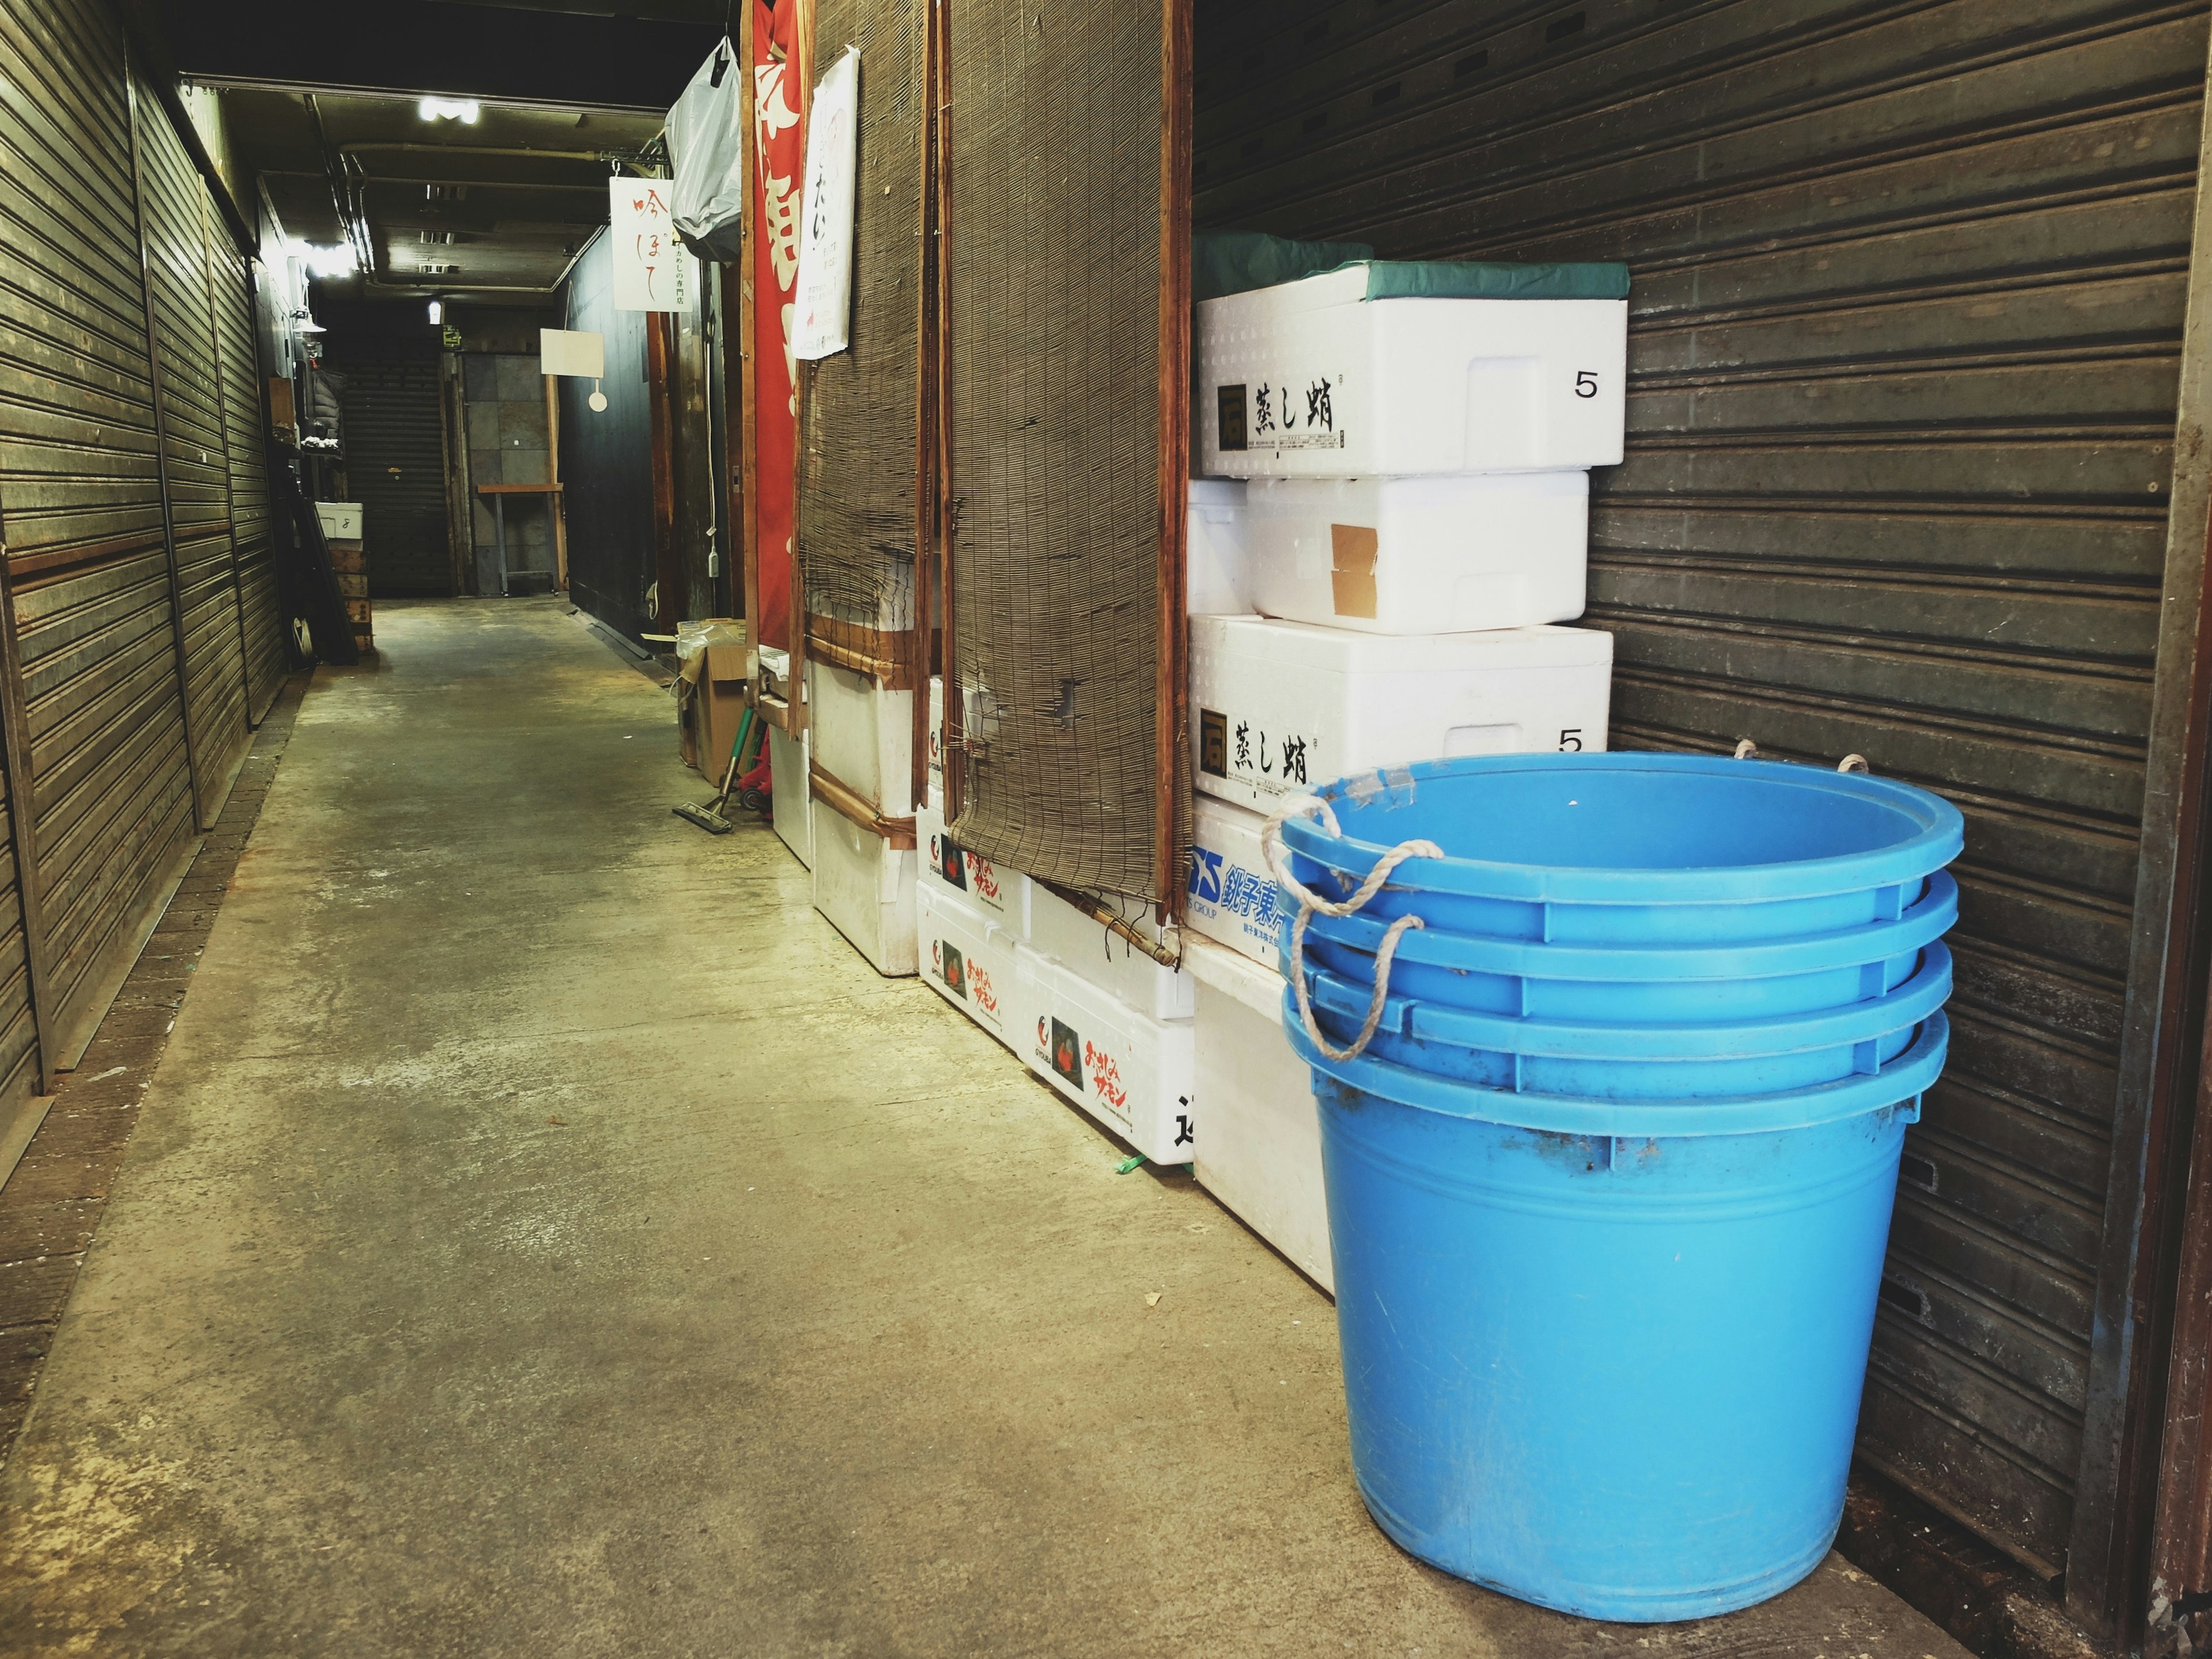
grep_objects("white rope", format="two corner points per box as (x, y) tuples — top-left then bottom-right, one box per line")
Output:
(1733, 737), (1759, 760)
(1838, 753), (1869, 773)
(1262, 796), (1443, 1064)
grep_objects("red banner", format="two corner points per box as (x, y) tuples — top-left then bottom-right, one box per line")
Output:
(751, 0), (802, 649)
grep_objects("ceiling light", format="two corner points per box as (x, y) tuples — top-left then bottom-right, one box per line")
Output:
(286, 240), (356, 280)
(427, 299), (444, 325)
(417, 97), (480, 124)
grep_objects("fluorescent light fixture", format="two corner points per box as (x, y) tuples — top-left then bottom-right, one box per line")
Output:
(427, 299), (444, 324)
(286, 240), (357, 279)
(416, 97), (481, 124)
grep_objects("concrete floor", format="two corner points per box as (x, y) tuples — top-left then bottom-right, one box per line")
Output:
(0, 600), (1973, 1658)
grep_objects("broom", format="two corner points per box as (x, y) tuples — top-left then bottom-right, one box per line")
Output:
(673, 706), (757, 835)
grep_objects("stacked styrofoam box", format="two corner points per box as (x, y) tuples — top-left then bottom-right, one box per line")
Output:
(1184, 263), (1625, 1277)
(808, 657), (919, 977)
(1185, 936), (1332, 1291)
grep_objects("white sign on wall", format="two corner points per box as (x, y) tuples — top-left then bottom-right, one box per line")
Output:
(790, 46), (859, 361)
(610, 178), (691, 313)
(538, 328), (605, 378)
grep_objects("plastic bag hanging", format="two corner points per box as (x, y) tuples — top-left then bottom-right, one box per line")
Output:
(666, 35), (748, 262)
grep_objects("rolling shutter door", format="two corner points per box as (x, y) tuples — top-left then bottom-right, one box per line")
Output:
(134, 69), (248, 822)
(212, 242), (285, 722)
(339, 358), (453, 597)
(1192, 0), (2200, 1578)
(0, 0), (193, 1067)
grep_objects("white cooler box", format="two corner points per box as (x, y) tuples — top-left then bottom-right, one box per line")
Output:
(1187, 937), (1332, 1293)
(917, 801), (1032, 936)
(1014, 942), (1196, 1166)
(769, 724), (812, 870)
(1198, 265), (1626, 478)
(812, 805), (918, 977)
(1028, 884), (1192, 1021)
(1189, 478), (1251, 615)
(1191, 613), (1613, 813)
(1187, 794), (1284, 967)
(918, 881), (1017, 1050)
(808, 658), (915, 815)
(927, 675), (944, 810)
(1246, 472), (1586, 635)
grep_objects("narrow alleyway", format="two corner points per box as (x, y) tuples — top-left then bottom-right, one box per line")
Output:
(0, 601), (1969, 1657)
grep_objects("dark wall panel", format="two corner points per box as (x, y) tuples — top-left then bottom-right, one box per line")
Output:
(1192, 0), (2203, 1579)
(559, 233), (656, 643)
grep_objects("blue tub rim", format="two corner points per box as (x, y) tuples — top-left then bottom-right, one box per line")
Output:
(1287, 1001), (1949, 1138)
(1281, 752), (1966, 907)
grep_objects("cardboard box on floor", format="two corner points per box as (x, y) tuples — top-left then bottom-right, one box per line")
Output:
(677, 619), (751, 775)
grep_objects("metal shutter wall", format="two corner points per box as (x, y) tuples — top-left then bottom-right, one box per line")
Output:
(339, 358), (453, 597)
(0, 1), (192, 1063)
(1191, 0), (2201, 1578)
(213, 244), (283, 721)
(946, 0), (1166, 901)
(135, 73), (247, 822)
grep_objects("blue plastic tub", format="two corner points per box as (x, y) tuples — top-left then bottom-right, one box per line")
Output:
(1278, 753), (1964, 949)
(1296, 942), (1950, 1098)
(1296, 870), (1956, 1023)
(1289, 1007), (1949, 1620)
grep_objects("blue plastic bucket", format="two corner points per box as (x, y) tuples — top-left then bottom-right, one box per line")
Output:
(1279, 753), (1964, 949)
(1297, 870), (1957, 1023)
(1297, 942), (1950, 1098)
(1289, 1007), (1949, 1620)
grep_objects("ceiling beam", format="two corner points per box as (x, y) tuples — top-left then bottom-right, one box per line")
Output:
(154, 0), (719, 113)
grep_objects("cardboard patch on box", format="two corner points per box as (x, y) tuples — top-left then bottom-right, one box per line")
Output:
(1330, 524), (1378, 619)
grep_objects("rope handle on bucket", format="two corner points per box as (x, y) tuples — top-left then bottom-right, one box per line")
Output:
(1262, 797), (1443, 1064)
(1734, 736), (1873, 775)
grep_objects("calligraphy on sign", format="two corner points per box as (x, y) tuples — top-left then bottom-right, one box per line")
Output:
(790, 46), (859, 360)
(610, 178), (691, 313)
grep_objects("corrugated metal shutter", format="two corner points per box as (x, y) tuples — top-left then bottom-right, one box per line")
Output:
(0, 0), (195, 1067)
(135, 69), (247, 822)
(1192, 0), (2202, 1579)
(339, 357), (453, 597)
(211, 242), (285, 722)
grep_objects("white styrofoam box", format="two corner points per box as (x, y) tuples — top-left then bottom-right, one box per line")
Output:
(769, 723), (812, 870)
(1186, 794), (1283, 967)
(1198, 266), (1626, 478)
(917, 881), (1017, 1048)
(1188, 478), (1251, 615)
(806, 657), (914, 815)
(916, 801), (1032, 937)
(1246, 472), (1586, 635)
(313, 500), (363, 540)
(1186, 937), (1332, 1293)
(1191, 613), (1612, 813)
(812, 805), (918, 977)
(1013, 942), (1196, 1165)
(927, 675), (944, 810)
(1027, 884), (1193, 1021)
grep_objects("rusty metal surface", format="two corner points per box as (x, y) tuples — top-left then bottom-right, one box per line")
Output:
(1193, 0), (2207, 1581)
(137, 72), (248, 819)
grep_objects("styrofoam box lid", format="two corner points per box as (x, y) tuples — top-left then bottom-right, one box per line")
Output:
(1194, 614), (1613, 673)
(1184, 934), (1283, 1021)
(1201, 263), (1370, 318)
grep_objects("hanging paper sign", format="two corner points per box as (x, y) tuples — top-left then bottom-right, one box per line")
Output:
(610, 178), (691, 313)
(538, 328), (605, 378)
(790, 46), (859, 361)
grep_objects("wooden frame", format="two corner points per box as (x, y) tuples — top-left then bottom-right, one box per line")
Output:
(1153, 0), (1192, 918)
(2082, 24), (2212, 1647)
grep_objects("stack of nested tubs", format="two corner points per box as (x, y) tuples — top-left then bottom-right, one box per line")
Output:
(1273, 750), (1961, 1622)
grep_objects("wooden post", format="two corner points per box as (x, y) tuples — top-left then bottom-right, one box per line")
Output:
(543, 372), (567, 592)
(1153, 0), (1193, 918)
